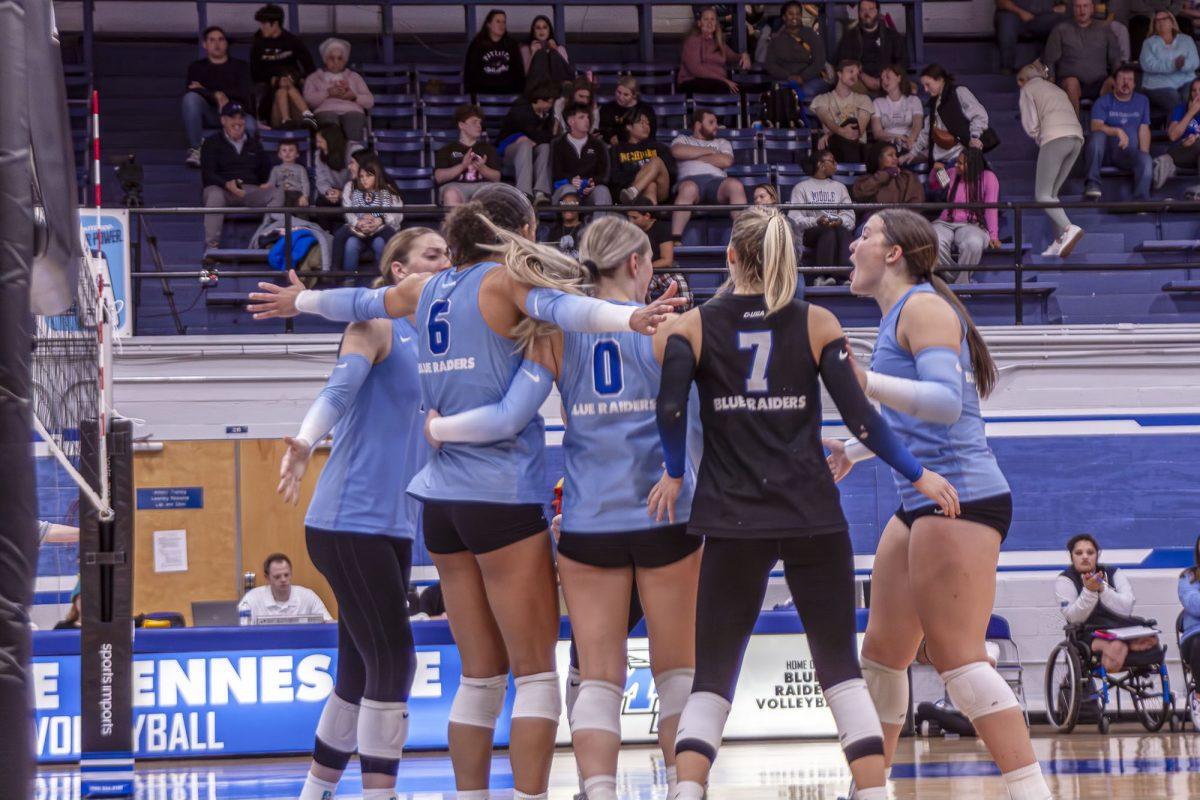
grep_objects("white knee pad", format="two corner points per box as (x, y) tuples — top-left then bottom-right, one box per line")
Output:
(357, 699), (409, 761)
(861, 657), (910, 727)
(823, 679), (885, 762)
(654, 668), (694, 722)
(511, 671), (563, 722)
(569, 680), (622, 735)
(449, 674), (508, 729)
(315, 692), (360, 754)
(674, 691), (731, 760)
(940, 661), (1019, 722)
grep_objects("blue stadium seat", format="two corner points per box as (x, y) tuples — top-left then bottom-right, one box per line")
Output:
(413, 64), (463, 96)
(370, 93), (420, 131)
(762, 129), (812, 165)
(727, 164), (771, 195)
(422, 94), (474, 131)
(776, 163), (806, 196)
(390, 167), (436, 205)
(690, 93), (743, 128)
(375, 136), (427, 168)
(642, 95), (688, 130)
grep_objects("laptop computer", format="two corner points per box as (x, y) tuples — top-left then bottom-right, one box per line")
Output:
(191, 600), (240, 627)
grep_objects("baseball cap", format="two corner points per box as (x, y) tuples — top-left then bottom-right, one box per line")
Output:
(220, 102), (246, 117)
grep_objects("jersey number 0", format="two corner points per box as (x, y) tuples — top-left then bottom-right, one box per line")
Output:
(592, 340), (623, 395)
(738, 331), (772, 393)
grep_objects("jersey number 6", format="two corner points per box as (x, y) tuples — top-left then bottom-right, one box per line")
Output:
(592, 340), (624, 396)
(428, 299), (451, 355)
(738, 331), (772, 393)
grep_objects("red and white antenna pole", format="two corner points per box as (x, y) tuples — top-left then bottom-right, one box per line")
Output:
(91, 89), (101, 210)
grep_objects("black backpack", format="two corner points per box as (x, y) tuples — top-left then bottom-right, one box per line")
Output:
(759, 84), (803, 129)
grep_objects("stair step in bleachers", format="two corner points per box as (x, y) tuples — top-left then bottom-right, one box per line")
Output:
(1163, 280), (1200, 293)
(1138, 239), (1200, 252)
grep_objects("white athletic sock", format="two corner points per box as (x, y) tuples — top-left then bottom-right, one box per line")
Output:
(582, 775), (617, 800)
(854, 786), (887, 800)
(513, 792), (548, 800)
(298, 772), (337, 800)
(455, 791), (489, 800)
(1003, 763), (1052, 800)
(669, 780), (705, 800)
(665, 765), (678, 791)
(362, 790), (397, 800)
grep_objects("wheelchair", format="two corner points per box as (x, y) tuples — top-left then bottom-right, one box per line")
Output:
(1044, 621), (1175, 734)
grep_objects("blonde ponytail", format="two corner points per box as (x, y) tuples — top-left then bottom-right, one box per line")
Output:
(475, 213), (592, 351)
(578, 216), (652, 278)
(728, 206), (798, 316)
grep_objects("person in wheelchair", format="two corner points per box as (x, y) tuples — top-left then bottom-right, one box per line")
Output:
(1055, 533), (1158, 672)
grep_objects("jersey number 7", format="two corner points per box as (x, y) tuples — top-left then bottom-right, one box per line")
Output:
(738, 331), (772, 393)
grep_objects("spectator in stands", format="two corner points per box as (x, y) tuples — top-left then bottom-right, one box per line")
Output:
(599, 76), (658, 145)
(239, 553), (333, 624)
(1166, 78), (1200, 199)
(200, 103), (282, 249)
(902, 64), (989, 183)
(1128, 0), (1196, 60)
(1057, 533), (1155, 673)
(752, 182), (779, 206)
(1178, 535), (1200, 718)
(811, 60), (874, 163)
(853, 141), (925, 207)
(669, 109), (747, 239)
(521, 15), (573, 87)
(763, 1), (829, 102)
(301, 38), (373, 143)
(1084, 64), (1152, 201)
(788, 149), (854, 286)
(435, 104), (501, 207)
(497, 81), (558, 204)
(610, 110), (675, 204)
(1017, 61), (1085, 256)
(871, 64), (923, 155)
(545, 188), (584, 257)
(833, 0), (908, 95)
(250, 3), (317, 129)
(624, 195), (676, 268)
(553, 77), (600, 134)
(464, 9), (525, 95)
(54, 581), (81, 630)
(265, 140), (310, 207)
(552, 102), (613, 209)
(1043, 0), (1123, 114)
(332, 154), (403, 271)
(183, 26), (255, 168)
(1139, 11), (1199, 117)
(313, 125), (363, 229)
(929, 148), (1001, 282)
(994, 0), (1068, 75)
(678, 5), (752, 94)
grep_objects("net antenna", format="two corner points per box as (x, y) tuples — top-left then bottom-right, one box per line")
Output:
(31, 229), (117, 522)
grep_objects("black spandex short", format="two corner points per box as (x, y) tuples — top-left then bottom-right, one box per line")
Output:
(893, 492), (1012, 541)
(557, 524), (700, 568)
(422, 500), (548, 555)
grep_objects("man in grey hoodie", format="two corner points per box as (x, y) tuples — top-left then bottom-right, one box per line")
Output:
(1043, 0), (1124, 113)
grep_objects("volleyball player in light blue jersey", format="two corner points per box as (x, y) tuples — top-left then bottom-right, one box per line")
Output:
(249, 184), (683, 800)
(276, 229), (450, 800)
(425, 217), (701, 800)
(826, 209), (1051, 800)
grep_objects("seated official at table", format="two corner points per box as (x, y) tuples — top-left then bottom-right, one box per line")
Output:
(238, 552), (333, 623)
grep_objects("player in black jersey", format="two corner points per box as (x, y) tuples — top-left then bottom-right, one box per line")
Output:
(649, 207), (959, 800)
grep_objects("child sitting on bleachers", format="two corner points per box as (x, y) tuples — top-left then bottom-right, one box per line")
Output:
(265, 140), (310, 208)
(331, 154), (403, 272)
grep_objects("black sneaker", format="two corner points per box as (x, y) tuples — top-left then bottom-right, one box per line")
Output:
(301, 110), (319, 131)
(1083, 185), (1102, 202)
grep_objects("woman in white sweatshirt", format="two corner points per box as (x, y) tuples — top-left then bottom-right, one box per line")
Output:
(787, 149), (854, 286)
(1017, 61), (1085, 257)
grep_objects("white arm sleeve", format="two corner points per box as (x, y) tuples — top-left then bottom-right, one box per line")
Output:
(864, 348), (964, 425)
(1056, 575), (1099, 624)
(1101, 570), (1136, 617)
(843, 437), (876, 464)
(296, 395), (342, 448)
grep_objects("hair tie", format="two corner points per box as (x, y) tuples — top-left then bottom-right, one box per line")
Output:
(582, 259), (601, 280)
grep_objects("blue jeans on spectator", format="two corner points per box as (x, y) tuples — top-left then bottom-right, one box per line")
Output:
(333, 223), (396, 271)
(1084, 130), (1152, 200)
(182, 91), (258, 149)
(994, 10), (1066, 71)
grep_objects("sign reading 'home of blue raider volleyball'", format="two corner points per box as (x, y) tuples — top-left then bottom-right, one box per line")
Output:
(32, 618), (842, 762)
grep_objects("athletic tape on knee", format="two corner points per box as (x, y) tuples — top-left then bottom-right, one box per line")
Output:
(655, 668), (694, 721)
(449, 674), (508, 729)
(315, 692), (360, 755)
(940, 661), (1020, 722)
(674, 691), (731, 762)
(861, 656), (910, 726)
(1002, 762), (1053, 800)
(823, 679), (885, 762)
(511, 671), (563, 722)
(357, 699), (409, 760)
(569, 680), (623, 735)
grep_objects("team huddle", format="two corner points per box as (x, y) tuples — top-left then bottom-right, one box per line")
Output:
(246, 183), (1053, 800)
